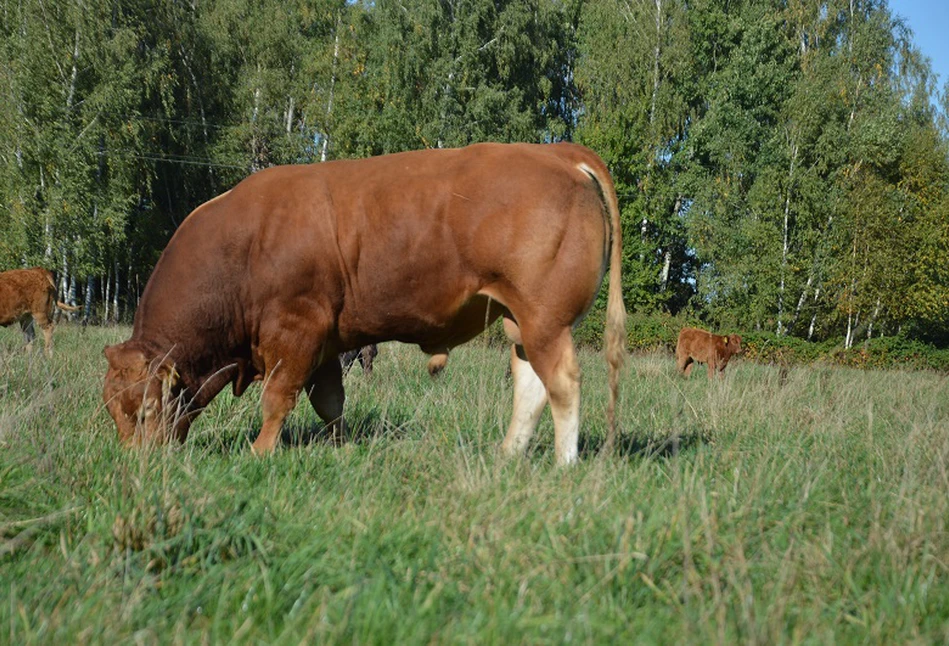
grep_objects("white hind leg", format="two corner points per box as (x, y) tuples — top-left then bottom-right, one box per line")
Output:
(538, 331), (581, 465)
(501, 344), (548, 457)
(515, 327), (581, 466)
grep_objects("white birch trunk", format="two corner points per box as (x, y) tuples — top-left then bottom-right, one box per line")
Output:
(777, 136), (799, 336)
(39, 167), (52, 259)
(68, 274), (77, 309)
(659, 195), (681, 292)
(790, 274), (813, 333)
(639, 0), (663, 264)
(66, 28), (80, 110)
(103, 271), (110, 323)
(60, 248), (69, 303)
(807, 286), (820, 340)
(321, 15), (341, 162)
(178, 44), (215, 188)
(867, 298), (880, 339)
(648, 0), (662, 128)
(113, 260), (120, 323)
(84, 275), (94, 321)
(659, 250), (672, 292)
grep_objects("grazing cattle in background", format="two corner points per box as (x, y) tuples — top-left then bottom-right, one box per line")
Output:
(340, 344), (378, 375)
(0, 267), (79, 357)
(102, 142), (626, 466)
(675, 327), (742, 379)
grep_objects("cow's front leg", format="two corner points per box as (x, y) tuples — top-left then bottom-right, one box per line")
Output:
(252, 373), (303, 454)
(252, 314), (329, 454)
(306, 359), (347, 444)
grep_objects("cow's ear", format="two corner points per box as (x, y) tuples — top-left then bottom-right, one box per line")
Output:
(104, 343), (147, 373)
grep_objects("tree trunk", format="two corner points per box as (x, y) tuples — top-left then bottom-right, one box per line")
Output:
(867, 298), (881, 340)
(777, 135), (799, 336)
(113, 260), (120, 323)
(648, 0), (662, 128)
(178, 43), (216, 190)
(60, 248), (69, 304)
(320, 16), (341, 162)
(659, 250), (672, 292)
(84, 275), (95, 321)
(789, 275), (813, 334)
(807, 286), (821, 341)
(103, 270), (110, 323)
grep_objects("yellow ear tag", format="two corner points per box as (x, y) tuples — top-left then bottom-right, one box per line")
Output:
(161, 366), (179, 405)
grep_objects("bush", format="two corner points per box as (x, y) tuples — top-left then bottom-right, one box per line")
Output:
(829, 335), (949, 372)
(576, 311), (949, 373)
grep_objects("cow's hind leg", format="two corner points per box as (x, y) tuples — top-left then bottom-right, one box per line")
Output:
(532, 329), (581, 466)
(681, 357), (694, 378)
(30, 307), (54, 358)
(508, 322), (582, 466)
(306, 359), (347, 443)
(18, 316), (35, 353)
(501, 343), (548, 457)
(38, 320), (54, 358)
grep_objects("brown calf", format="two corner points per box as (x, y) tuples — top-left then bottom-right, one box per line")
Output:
(675, 327), (742, 378)
(0, 267), (79, 357)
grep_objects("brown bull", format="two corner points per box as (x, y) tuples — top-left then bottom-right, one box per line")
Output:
(102, 143), (626, 465)
(0, 267), (79, 357)
(675, 327), (742, 378)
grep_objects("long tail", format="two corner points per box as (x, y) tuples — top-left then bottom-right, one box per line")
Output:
(57, 301), (81, 312)
(578, 156), (628, 453)
(601, 170), (627, 453)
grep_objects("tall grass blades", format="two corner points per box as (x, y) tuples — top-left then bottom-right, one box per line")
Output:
(0, 325), (947, 643)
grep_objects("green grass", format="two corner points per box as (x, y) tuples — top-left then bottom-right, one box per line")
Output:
(1, 324), (948, 644)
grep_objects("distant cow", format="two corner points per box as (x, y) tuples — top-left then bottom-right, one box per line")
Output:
(102, 143), (626, 465)
(340, 344), (378, 375)
(675, 327), (742, 378)
(0, 267), (79, 357)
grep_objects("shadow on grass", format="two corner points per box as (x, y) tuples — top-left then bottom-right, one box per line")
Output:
(277, 406), (413, 448)
(577, 426), (710, 462)
(185, 405), (416, 456)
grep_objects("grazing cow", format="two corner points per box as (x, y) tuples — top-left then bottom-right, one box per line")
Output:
(0, 267), (79, 357)
(675, 327), (742, 378)
(340, 344), (378, 375)
(102, 142), (626, 465)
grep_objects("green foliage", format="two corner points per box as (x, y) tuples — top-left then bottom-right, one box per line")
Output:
(0, 0), (946, 340)
(829, 335), (949, 372)
(740, 331), (840, 365)
(734, 331), (949, 373)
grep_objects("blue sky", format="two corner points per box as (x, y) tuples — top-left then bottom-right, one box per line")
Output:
(888, 0), (949, 95)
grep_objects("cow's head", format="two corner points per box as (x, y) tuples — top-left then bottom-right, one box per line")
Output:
(103, 342), (183, 444)
(725, 334), (743, 357)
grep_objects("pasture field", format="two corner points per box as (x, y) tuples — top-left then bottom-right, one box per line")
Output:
(0, 324), (947, 644)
